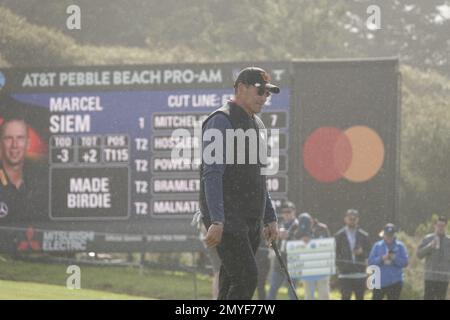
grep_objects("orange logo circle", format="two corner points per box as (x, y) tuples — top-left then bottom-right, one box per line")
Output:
(303, 126), (384, 183)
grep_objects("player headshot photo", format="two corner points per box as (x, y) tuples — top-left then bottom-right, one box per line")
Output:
(0, 96), (49, 224)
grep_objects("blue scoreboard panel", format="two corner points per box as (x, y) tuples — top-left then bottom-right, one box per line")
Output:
(0, 63), (291, 253)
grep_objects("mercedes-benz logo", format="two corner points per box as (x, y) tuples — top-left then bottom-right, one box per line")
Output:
(0, 202), (9, 218)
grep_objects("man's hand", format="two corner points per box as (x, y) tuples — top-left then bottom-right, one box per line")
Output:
(382, 253), (393, 264)
(204, 224), (224, 247)
(263, 221), (279, 245)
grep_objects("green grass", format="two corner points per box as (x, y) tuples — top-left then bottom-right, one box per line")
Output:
(0, 280), (149, 300)
(0, 255), (372, 300)
(0, 255), (212, 299)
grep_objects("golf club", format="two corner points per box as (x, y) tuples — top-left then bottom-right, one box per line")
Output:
(271, 240), (299, 300)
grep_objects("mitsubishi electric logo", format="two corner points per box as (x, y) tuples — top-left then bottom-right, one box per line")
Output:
(0, 202), (8, 218)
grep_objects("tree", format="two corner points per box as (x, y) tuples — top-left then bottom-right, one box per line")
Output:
(0, 0), (354, 60)
(143, 0), (353, 61)
(0, 6), (208, 67)
(400, 65), (450, 231)
(341, 0), (450, 76)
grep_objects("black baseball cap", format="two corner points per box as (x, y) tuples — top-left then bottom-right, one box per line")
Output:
(383, 223), (397, 236)
(234, 67), (280, 94)
(280, 200), (296, 211)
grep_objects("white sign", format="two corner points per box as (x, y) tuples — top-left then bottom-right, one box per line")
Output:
(286, 237), (336, 279)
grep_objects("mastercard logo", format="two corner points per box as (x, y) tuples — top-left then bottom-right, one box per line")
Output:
(303, 126), (384, 183)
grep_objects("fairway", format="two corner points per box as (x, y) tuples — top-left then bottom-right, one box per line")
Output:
(0, 280), (150, 300)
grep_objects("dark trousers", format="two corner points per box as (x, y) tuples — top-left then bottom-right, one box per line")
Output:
(255, 248), (271, 300)
(372, 282), (402, 300)
(215, 219), (261, 300)
(424, 280), (449, 300)
(339, 278), (366, 300)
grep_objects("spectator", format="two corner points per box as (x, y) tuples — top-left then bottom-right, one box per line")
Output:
(417, 215), (450, 300)
(335, 209), (370, 300)
(295, 212), (331, 300)
(267, 200), (299, 300)
(368, 223), (408, 300)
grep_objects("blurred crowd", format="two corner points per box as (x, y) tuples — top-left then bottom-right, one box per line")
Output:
(200, 201), (449, 300)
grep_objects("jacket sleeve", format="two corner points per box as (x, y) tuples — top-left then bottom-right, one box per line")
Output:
(368, 243), (383, 266)
(202, 114), (232, 223)
(416, 236), (434, 260)
(393, 243), (409, 268)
